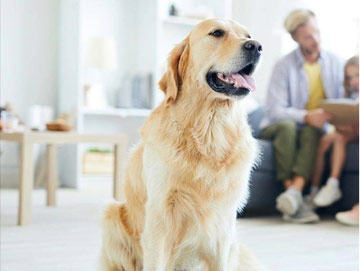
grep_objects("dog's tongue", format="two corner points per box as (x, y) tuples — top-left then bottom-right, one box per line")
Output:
(231, 73), (255, 91)
(217, 73), (256, 91)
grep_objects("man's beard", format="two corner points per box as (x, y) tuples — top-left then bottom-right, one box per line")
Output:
(302, 46), (319, 57)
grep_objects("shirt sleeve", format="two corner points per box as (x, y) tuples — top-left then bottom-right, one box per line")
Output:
(335, 56), (345, 98)
(265, 60), (307, 124)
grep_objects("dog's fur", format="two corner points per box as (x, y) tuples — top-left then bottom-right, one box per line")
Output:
(100, 18), (263, 271)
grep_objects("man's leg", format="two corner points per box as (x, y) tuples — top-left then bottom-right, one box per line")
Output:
(292, 175), (306, 192)
(292, 125), (323, 184)
(277, 125), (322, 217)
(282, 125), (322, 223)
(260, 120), (297, 184)
(284, 180), (293, 189)
(261, 121), (304, 216)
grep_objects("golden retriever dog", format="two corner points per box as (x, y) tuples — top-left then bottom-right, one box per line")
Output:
(100, 18), (264, 271)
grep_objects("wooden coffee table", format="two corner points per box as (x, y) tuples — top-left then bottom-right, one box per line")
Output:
(0, 131), (128, 226)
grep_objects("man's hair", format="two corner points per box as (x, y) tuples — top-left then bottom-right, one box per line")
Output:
(284, 9), (316, 35)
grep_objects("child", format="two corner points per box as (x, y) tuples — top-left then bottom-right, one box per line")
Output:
(310, 56), (359, 225)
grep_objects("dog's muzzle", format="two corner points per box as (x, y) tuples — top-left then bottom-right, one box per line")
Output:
(206, 40), (262, 98)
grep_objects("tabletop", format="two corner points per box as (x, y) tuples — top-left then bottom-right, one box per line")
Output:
(0, 131), (127, 144)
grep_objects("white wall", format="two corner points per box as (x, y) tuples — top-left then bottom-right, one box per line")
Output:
(1, 0), (358, 187)
(233, 0), (289, 103)
(80, 0), (138, 106)
(0, 0), (60, 187)
(233, 0), (359, 103)
(1, 0), (60, 121)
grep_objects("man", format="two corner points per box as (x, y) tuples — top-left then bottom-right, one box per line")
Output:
(260, 9), (343, 223)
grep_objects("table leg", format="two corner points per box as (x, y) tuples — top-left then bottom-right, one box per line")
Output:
(113, 140), (127, 201)
(18, 141), (33, 225)
(47, 144), (58, 206)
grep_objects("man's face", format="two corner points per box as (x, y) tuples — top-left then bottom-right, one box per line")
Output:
(293, 18), (321, 55)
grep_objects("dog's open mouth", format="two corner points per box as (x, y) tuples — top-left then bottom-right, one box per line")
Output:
(206, 63), (256, 97)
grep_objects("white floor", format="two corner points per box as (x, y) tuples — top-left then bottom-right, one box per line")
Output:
(1, 181), (359, 271)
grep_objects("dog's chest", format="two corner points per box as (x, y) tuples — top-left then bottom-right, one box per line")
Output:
(189, 107), (256, 169)
(143, 143), (251, 208)
(142, 105), (257, 212)
(142, 142), (252, 267)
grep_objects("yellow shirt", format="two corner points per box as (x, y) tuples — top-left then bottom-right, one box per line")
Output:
(304, 61), (326, 110)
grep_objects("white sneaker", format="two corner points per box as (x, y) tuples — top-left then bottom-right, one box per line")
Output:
(276, 187), (303, 216)
(313, 183), (342, 207)
(283, 202), (320, 224)
(335, 211), (359, 226)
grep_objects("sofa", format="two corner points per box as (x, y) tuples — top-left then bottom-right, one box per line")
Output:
(241, 107), (359, 216)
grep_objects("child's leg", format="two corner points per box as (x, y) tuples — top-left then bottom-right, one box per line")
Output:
(313, 133), (346, 207)
(311, 133), (337, 189)
(329, 133), (347, 180)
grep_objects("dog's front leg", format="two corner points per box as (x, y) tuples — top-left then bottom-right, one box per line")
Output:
(202, 238), (232, 271)
(216, 236), (232, 271)
(141, 206), (174, 271)
(203, 228), (235, 271)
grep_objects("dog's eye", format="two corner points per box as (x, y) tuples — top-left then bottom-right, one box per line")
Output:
(209, 29), (225, 38)
(246, 34), (251, 39)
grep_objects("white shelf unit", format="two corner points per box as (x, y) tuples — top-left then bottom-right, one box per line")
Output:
(161, 16), (201, 26)
(80, 107), (152, 118)
(58, 0), (233, 187)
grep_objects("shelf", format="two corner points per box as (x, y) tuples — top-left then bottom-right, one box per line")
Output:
(161, 16), (202, 26)
(81, 173), (112, 179)
(80, 107), (152, 118)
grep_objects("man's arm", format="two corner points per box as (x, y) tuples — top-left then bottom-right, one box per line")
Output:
(264, 61), (307, 124)
(332, 52), (345, 99)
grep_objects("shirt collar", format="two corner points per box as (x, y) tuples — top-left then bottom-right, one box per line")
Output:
(295, 47), (324, 67)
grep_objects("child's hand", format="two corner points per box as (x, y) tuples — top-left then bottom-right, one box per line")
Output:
(335, 125), (353, 134)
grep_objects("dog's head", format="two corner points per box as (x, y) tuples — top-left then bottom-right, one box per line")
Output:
(159, 18), (262, 104)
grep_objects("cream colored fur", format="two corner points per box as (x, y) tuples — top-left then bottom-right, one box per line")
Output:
(100, 18), (264, 271)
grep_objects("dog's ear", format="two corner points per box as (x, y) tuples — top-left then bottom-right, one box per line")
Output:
(159, 37), (190, 105)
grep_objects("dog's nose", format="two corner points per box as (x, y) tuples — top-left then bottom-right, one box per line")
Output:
(243, 41), (262, 55)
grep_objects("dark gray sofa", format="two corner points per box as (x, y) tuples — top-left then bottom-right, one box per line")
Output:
(242, 107), (359, 216)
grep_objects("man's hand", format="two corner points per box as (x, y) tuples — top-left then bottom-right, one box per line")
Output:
(304, 109), (332, 128)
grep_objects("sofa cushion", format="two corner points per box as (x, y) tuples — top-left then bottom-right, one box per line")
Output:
(255, 139), (275, 172)
(244, 170), (283, 215)
(343, 143), (359, 172)
(247, 107), (264, 138)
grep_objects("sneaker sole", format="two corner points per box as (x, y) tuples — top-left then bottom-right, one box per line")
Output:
(283, 214), (320, 224)
(276, 194), (298, 216)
